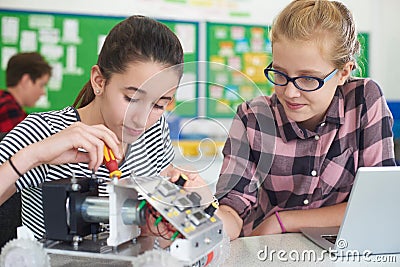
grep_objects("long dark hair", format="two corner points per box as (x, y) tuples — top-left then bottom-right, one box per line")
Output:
(73, 15), (184, 108)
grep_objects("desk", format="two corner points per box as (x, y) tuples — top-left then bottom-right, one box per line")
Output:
(223, 233), (399, 267)
(48, 234), (399, 266)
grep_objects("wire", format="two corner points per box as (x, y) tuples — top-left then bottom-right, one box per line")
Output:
(144, 203), (183, 240)
(145, 205), (160, 236)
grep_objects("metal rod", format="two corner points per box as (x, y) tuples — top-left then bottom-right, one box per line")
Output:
(80, 196), (109, 223)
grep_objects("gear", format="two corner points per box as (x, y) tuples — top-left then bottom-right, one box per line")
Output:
(0, 238), (50, 267)
(131, 250), (183, 267)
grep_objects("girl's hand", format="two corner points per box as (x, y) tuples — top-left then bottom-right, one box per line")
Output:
(1, 122), (121, 204)
(27, 122), (121, 171)
(162, 164), (214, 206)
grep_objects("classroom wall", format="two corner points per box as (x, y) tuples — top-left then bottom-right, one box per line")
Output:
(1, 0), (399, 101)
(2, 0), (399, 179)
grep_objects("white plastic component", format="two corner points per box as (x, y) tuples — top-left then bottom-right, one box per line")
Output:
(188, 210), (208, 226)
(170, 230), (230, 266)
(16, 226), (35, 241)
(107, 180), (140, 247)
(158, 182), (179, 197)
(0, 238), (50, 267)
(207, 231), (230, 267)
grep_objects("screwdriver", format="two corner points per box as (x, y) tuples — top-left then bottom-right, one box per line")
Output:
(103, 145), (122, 179)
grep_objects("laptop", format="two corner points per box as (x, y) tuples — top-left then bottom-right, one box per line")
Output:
(301, 166), (400, 255)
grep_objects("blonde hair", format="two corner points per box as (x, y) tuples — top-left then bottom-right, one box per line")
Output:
(270, 0), (360, 70)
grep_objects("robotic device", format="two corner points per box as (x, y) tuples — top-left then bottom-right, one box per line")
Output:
(14, 144), (228, 267)
(1, 146), (228, 266)
(36, 174), (228, 266)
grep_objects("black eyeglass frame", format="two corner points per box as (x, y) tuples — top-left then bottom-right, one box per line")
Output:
(264, 62), (338, 92)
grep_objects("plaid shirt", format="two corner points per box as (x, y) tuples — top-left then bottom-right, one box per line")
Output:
(0, 90), (27, 132)
(216, 78), (396, 236)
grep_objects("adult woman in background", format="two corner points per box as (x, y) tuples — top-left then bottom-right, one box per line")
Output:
(215, 0), (396, 240)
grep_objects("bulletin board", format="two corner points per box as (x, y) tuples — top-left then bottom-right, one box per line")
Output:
(205, 24), (370, 118)
(0, 10), (199, 117)
(354, 32), (369, 78)
(162, 20), (199, 117)
(205, 22), (273, 118)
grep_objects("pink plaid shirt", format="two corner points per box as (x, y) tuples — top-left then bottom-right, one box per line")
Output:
(216, 78), (396, 236)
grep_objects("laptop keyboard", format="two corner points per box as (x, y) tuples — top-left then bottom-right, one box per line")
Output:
(322, 235), (337, 244)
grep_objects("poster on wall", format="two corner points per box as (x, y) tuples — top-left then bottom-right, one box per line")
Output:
(162, 20), (199, 117)
(0, 11), (120, 113)
(354, 32), (369, 78)
(0, 10), (199, 117)
(206, 22), (273, 118)
(205, 24), (369, 118)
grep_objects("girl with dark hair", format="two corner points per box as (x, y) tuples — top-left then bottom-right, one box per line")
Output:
(0, 15), (185, 239)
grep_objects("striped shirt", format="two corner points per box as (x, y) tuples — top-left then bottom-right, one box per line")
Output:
(0, 106), (174, 239)
(215, 78), (396, 236)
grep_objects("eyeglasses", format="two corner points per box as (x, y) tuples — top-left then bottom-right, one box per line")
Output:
(264, 62), (338, 92)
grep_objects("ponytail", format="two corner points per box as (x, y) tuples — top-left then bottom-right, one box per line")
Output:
(73, 81), (95, 108)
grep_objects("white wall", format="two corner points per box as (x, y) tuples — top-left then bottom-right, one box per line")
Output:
(1, 0), (399, 100)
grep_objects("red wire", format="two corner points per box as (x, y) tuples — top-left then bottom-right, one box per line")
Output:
(144, 202), (183, 240)
(145, 205), (161, 236)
